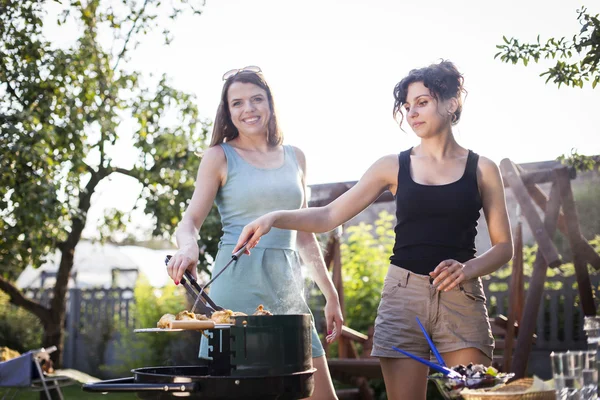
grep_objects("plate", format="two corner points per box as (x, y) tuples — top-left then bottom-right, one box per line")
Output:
(429, 372), (514, 399)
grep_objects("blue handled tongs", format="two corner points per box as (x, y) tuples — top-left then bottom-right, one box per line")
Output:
(391, 317), (462, 379)
(391, 347), (462, 378)
(415, 317), (447, 367)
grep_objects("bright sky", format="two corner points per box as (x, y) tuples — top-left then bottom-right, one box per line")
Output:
(42, 0), (599, 238)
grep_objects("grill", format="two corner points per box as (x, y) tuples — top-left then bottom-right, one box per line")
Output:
(83, 314), (316, 399)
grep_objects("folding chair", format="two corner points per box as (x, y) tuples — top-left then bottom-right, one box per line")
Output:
(0, 346), (76, 400)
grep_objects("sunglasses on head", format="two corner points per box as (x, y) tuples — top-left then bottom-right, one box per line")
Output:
(222, 66), (262, 81)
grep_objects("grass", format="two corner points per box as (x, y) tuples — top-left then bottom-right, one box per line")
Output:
(0, 385), (137, 399)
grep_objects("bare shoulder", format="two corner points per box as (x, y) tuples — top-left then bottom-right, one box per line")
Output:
(378, 153), (400, 167)
(475, 155), (504, 194)
(198, 145), (227, 183)
(365, 154), (399, 191)
(372, 154), (399, 176)
(476, 155), (501, 178)
(202, 145), (226, 164)
(290, 145), (307, 172)
(290, 145), (306, 163)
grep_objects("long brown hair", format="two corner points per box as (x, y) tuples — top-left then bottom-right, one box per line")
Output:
(209, 72), (283, 147)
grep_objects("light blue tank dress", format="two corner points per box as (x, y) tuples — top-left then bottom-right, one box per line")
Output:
(199, 142), (325, 359)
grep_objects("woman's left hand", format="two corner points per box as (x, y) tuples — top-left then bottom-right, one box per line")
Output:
(430, 259), (469, 292)
(324, 297), (344, 343)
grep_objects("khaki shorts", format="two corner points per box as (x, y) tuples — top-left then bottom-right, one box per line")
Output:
(371, 264), (494, 360)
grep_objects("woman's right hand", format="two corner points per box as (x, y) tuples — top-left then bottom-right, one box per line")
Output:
(234, 214), (274, 254)
(167, 243), (200, 284)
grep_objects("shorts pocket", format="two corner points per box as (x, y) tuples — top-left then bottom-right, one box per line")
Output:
(381, 276), (405, 299)
(459, 279), (486, 304)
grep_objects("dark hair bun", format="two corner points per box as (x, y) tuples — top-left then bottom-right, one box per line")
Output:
(393, 60), (466, 126)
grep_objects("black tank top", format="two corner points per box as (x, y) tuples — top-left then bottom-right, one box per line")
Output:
(389, 148), (482, 275)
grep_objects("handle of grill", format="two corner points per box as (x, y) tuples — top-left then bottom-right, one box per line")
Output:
(83, 377), (198, 392)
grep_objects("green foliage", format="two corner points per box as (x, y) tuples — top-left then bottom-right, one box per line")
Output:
(341, 211), (395, 334)
(0, 0), (217, 281)
(107, 275), (187, 375)
(574, 185), (600, 240)
(495, 7), (600, 89)
(0, 292), (43, 352)
(488, 236), (600, 293)
(557, 149), (599, 172)
(0, 0), (219, 364)
(0, 386), (137, 400)
(553, 184), (600, 259)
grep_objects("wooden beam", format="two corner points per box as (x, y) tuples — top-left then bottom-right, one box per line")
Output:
(503, 219), (524, 372)
(500, 159), (562, 269)
(328, 358), (383, 380)
(516, 166), (600, 271)
(511, 180), (562, 379)
(505, 166), (577, 187)
(341, 325), (369, 343)
(554, 168), (597, 316)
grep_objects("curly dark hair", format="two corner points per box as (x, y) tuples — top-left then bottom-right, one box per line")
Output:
(393, 60), (466, 127)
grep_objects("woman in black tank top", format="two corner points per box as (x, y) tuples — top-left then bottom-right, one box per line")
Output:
(235, 61), (514, 400)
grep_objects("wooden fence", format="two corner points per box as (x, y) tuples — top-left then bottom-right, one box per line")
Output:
(24, 272), (596, 376)
(483, 273), (593, 351)
(26, 288), (135, 376)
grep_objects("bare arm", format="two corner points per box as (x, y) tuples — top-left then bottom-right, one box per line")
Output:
(432, 156), (514, 291)
(293, 147), (343, 342)
(234, 154), (399, 251)
(464, 156), (514, 278)
(167, 146), (227, 283)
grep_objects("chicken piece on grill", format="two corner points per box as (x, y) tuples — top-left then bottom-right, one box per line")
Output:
(231, 311), (247, 317)
(176, 310), (197, 321)
(211, 309), (234, 324)
(253, 304), (273, 316)
(157, 313), (176, 328)
(195, 313), (210, 320)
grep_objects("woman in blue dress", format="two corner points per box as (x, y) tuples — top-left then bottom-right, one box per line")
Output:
(167, 66), (343, 400)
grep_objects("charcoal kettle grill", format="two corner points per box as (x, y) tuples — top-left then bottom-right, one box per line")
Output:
(83, 314), (315, 399)
(84, 253), (315, 399)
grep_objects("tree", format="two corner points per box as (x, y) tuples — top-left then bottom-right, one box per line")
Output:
(0, 0), (221, 367)
(495, 6), (600, 172)
(495, 7), (600, 89)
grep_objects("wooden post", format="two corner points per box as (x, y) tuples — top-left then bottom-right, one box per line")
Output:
(500, 159), (562, 269)
(554, 168), (597, 316)
(502, 212), (524, 372)
(511, 179), (562, 378)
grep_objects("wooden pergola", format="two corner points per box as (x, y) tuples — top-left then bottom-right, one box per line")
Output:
(308, 158), (599, 399)
(499, 160), (600, 378)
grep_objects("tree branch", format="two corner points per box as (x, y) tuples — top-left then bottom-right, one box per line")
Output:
(50, 166), (108, 314)
(0, 276), (52, 324)
(112, 166), (140, 180)
(112, 0), (150, 71)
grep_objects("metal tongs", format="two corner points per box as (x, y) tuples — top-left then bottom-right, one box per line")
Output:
(164, 244), (247, 317)
(391, 317), (463, 379)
